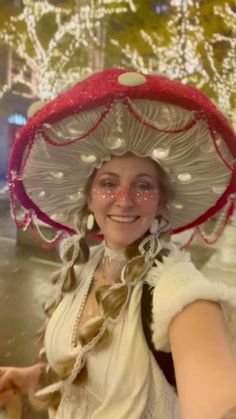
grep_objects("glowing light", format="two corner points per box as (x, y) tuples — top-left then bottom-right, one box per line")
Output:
(112, 0), (236, 128)
(0, 0), (137, 100)
(8, 113), (27, 126)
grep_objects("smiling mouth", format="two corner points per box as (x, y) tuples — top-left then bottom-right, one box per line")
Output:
(109, 215), (139, 223)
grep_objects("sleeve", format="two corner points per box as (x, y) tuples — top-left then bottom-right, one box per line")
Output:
(147, 248), (236, 352)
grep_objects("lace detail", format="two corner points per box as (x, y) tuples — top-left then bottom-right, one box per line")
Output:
(59, 385), (99, 419)
(103, 245), (126, 262)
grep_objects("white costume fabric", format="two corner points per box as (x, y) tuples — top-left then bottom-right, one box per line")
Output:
(41, 243), (236, 419)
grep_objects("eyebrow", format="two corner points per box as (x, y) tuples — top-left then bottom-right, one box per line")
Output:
(99, 172), (155, 179)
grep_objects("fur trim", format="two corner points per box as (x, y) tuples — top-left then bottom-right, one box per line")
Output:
(149, 255), (236, 352)
(145, 245), (191, 288)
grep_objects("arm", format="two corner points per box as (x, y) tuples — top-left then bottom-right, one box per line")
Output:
(220, 406), (236, 419)
(169, 300), (236, 419)
(0, 364), (43, 407)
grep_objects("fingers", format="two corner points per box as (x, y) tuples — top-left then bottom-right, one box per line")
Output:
(0, 388), (18, 407)
(0, 368), (5, 378)
(0, 369), (9, 392)
(0, 368), (16, 392)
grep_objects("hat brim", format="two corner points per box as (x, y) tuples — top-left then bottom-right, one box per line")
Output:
(9, 69), (236, 235)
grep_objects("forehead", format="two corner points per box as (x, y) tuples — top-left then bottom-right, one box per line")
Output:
(95, 154), (159, 178)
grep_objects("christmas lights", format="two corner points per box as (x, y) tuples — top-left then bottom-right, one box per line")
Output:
(0, 0), (136, 100)
(112, 0), (236, 128)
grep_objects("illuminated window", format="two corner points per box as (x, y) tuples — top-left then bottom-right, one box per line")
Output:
(8, 113), (26, 126)
(155, 3), (169, 14)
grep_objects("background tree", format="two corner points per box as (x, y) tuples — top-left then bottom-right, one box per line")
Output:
(0, 0), (235, 127)
(0, 0), (136, 100)
(106, 0), (236, 127)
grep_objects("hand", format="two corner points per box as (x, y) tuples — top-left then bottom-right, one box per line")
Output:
(0, 365), (42, 407)
(0, 387), (18, 408)
(220, 406), (236, 419)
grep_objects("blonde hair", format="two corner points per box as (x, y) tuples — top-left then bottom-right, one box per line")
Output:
(31, 159), (173, 410)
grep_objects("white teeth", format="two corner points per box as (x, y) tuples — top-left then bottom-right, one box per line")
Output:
(109, 216), (137, 223)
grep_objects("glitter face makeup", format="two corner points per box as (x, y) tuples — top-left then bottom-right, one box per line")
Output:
(88, 154), (162, 250)
(91, 186), (159, 203)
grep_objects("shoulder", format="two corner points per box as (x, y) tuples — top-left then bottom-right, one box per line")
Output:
(145, 243), (195, 288)
(148, 244), (236, 352)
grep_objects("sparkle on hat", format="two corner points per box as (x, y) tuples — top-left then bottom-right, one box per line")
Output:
(152, 147), (170, 159)
(177, 173), (192, 182)
(67, 190), (84, 202)
(212, 185), (226, 195)
(173, 202), (184, 210)
(80, 154), (97, 163)
(50, 171), (65, 179)
(104, 135), (125, 150)
(38, 190), (46, 198)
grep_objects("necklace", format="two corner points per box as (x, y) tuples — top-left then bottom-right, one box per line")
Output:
(103, 245), (127, 262)
(73, 244), (128, 334)
(102, 244), (127, 279)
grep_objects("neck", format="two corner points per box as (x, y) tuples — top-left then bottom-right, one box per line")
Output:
(104, 243), (126, 263)
(100, 243), (127, 280)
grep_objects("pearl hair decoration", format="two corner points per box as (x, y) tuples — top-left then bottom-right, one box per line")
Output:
(149, 218), (159, 234)
(87, 213), (95, 230)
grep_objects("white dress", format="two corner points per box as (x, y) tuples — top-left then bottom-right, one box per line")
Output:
(39, 243), (236, 419)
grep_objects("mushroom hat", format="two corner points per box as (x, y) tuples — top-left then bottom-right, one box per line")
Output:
(9, 68), (236, 239)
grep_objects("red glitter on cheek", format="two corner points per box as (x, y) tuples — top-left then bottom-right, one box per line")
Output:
(91, 188), (115, 200)
(133, 190), (159, 203)
(91, 187), (159, 203)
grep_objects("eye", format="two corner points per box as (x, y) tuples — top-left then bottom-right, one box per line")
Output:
(99, 179), (119, 189)
(134, 182), (154, 191)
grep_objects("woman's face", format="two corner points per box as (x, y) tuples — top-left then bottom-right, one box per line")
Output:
(88, 154), (162, 250)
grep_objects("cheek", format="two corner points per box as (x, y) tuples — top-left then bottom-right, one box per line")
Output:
(92, 188), (115, 200)
(89, 189), (114, 212)
(134, 191), (160, 213)
(139, 201), (159, 217)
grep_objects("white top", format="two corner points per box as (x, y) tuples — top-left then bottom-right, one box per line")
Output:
(41, 243), (236, 419)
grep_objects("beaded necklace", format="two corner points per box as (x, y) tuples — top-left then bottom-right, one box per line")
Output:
(71, 244), (127, 347)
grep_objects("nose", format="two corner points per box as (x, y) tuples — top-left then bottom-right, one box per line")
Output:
(114, 187), (134, 207)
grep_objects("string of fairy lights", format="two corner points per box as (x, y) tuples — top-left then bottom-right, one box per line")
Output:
(0, 0), (136, 100)
(204, 4), (236, 128)
(0, 0), (235, 128)
(112, 0), (236, 128)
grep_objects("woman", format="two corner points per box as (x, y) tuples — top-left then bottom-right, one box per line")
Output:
(1, 68), (236, 419)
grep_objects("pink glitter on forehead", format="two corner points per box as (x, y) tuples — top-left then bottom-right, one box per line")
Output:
(91, 186), (159, 203)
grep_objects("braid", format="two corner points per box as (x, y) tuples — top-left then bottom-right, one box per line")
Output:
(31, 212), (91, 410)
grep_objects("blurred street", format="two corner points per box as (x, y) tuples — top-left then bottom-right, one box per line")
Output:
(0, 193), (56, 418)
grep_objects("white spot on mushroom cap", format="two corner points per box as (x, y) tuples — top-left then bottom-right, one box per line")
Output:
(118, 72), (147, 87)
